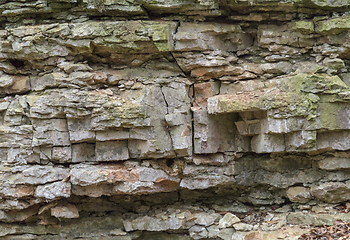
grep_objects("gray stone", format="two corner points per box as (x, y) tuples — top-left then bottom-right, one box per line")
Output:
(188, 225), (208, 240)
(95, 140), (129, 161)
(233, 223), (253, 231)
(35, 181), (71, 200)
(311, 182), (350, 203)
(124, 216), (184, 232)
(318, 157), (350, 170)
(194, 212), (220, 226)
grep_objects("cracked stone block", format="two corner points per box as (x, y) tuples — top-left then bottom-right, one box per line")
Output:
(71, 143), (95, 163)
(311, 182), (350, 203)
(175, 22), (252, 52)
(164, 113), (186, 127)
(193, 109), (249, 154)
(96, 140), (129, 161)
(285, 130), (316, 152)
(261, 117), (307, 134)
(251, 133), (285, 153)
(38, 146), (52, 161)
(4, 165), (70, 185)
(219, 213), (240, 228)
(169, 126), (192, 157)
(32, 119), (68, 132)
(35, 182), (71, 200)
(33, 131), (70, 147)
(68, 118), (96, 143)
(235, 120), (261, 136)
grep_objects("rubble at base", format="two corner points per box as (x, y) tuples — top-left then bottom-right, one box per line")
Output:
(1, 0), (350, 239)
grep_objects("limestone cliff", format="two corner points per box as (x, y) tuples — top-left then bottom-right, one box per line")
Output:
(1, 0), (350, 239)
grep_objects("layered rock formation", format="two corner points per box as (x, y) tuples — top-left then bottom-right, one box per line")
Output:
(1, 0), (350, 239)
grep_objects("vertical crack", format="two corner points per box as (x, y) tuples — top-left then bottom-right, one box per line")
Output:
(160, 86), (177, 157)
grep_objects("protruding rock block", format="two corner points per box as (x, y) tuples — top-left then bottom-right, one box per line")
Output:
(251, 133), (285, 153)
(311, 182), (350, 203)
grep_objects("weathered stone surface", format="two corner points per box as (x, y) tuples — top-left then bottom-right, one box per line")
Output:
(311, 182), (350, 203)
(218, 213), (241, 228)
(188, 225), (208, 240)
(1, 1), (350, 239)
(319, 157), (350, 170)
(35, 182), (71, 200)
(124, 216), (184, 232)
(286, 187), (312, 203)
(51, 203), (79, 219)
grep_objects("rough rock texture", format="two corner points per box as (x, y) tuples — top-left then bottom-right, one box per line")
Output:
(1, 0), (350, 239)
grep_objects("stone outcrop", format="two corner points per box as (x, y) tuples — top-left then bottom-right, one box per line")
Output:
(1, 0), (350, 239)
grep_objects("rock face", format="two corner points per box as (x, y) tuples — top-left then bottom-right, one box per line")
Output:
(1, 0), (350, 239)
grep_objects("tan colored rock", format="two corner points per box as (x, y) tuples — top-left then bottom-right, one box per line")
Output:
(218, 213), (240, 228)
(287, 187), (312, 203)
(51, 203), (79, 219)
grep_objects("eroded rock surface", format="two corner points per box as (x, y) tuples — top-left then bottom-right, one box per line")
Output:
(0, 0), (350, 239)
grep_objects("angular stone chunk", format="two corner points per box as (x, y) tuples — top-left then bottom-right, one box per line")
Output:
(0, 207), (38, 223)
(219, 213), (241, 228)
(175, 22), (252, 52)
(189, 225), (208, 239)
(52, 147), (72, 163)
(95, 140), (129, 161)
(292, 20), (314, 34)
(287, 187), (312, 203)
(194, 212), (220, 226)
(315, 16), (350, 35)
(51, 203), (79, 219)
(319, 157), (350, 171)
(35, 182), (71, 200)
(251, 133), (285, 153)
(235, 120), (261, 136)
(68, 118), (96, 143)
(285, 130), (316, 152)
(0, 76), (30, 95)
(0, 75), (15, 88)
(311, 182), (350, 203)
(193, 109), (249, 154)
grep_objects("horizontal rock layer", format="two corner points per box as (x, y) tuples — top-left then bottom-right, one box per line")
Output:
(1, 0), (350, 239)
